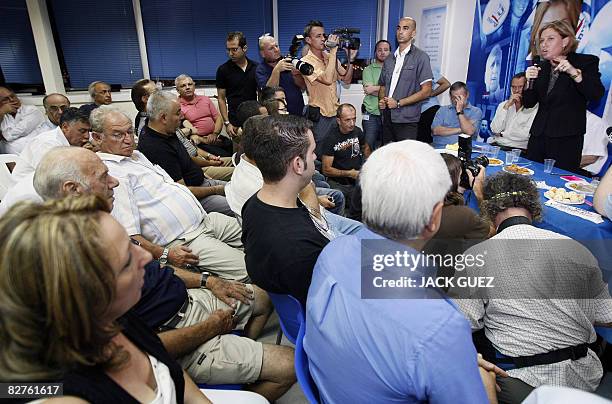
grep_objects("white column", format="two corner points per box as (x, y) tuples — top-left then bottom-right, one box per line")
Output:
(272, 0), (279, 39)
(26, 0), (64, 94)
(378, 0), (389, 40)
(132, 0), (150, 79)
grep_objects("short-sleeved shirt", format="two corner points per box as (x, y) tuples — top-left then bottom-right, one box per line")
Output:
(431, 104), (483, 148)
(378, 44), (433, 124)
(241, 195), (330, 306)
(255, 62), (305, 116)
(421, 67), (442, 112)
(215, 58), (258, 126)
(362, 62), (382, 115)
(132, 260), (187, 329)
(137, 125), (204, 186)
(301, 50), (339, 117)
(179, 95), (219, 136)
(322, 126), (365, 185)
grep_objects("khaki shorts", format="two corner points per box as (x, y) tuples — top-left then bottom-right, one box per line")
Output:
(172, 287), (263, 384)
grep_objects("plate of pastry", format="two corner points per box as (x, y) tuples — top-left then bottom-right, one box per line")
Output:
(565, 181), (596, 196)
(503, 164), (534, 176)
(544, 187), (585, 205)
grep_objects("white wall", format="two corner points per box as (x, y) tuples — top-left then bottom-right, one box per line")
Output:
(404, 0), (477, 103)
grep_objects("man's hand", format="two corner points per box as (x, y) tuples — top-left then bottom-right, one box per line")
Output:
(190, 135), (204, 145)
(386, 97), (399, 109)
(454, 94), (466, 113)
(206, 277), (254, 308)
(212, 184), (225, 196)
(226, 123), (237, 138)
(348, 169), (360, 180)
(0, 102), (16, 116)
(378, 97), (387, 110)
(467, 165), (486, 201)
(274, 58), (294, 73)
(326, 34), (340, 48)
(168, 245), (199, 267)
(317, 195), (335, 209)
(504, 93), (521, 110)
(208, 309), (238, 336)
(478, 353), (508, 393)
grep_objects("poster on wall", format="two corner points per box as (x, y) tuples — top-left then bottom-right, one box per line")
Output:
(419, 5), (447, 73)
(466, 0), (612, 137)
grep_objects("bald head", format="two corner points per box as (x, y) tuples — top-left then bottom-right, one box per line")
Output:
(400, 17), (416, 29)
(43, 93), (70, 125)
(34, 147), (118, 210)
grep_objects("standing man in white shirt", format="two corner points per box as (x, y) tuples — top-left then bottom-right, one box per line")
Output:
(30, 93), (71, 137)
(378, 17), (433, 144)
(490, 72), (538, 151)
(0, 86), (45, 154)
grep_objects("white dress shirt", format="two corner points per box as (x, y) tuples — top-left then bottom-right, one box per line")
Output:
(582, 111), (609, 175)
(490, 101), (538, 149)
(388, 45), (412, 100)
(30, 117), (57, 138)
(11, 127), (69, 183)
(98, 150), (206, 245)
(0, 173), (43, 217)
(225, 155), (262, 219)
(0, 105), (45, 154)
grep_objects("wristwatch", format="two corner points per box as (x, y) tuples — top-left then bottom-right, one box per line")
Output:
(200, 271), (217, 288)
(396, 101), (401, 109)
(456, 111), (464, 116)
(224, 120), (230, 126)
(159, 247), (169, 265)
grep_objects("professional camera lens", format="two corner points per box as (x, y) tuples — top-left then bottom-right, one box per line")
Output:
(291, 59), (314, 76)
(473, 155), (489, 168)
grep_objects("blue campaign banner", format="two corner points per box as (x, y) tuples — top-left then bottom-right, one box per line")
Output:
(466, 0), (612, 138)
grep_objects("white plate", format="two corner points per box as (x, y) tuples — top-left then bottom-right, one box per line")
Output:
(503, 165), (534, 176)
(435, 149), (458, 157)
(487, 158), (503, 166)
(565, 181), (596, 196)
(543, 192), (585, 205)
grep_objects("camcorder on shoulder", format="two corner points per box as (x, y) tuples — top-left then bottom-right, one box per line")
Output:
(458, 135), (488, 189)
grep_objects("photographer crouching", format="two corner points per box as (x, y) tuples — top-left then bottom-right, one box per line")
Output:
(301, 20), (357, 156)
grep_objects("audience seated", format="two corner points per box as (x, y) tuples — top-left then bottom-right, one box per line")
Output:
(79, 80), (112, 117)
(241, 115), (333, 305)
(0, 86), (45, 154)
(581, 111), (610, 175)
(91, 106), (249, 281)
(489, 72), (537, 152)
(30, 93), (71, 137)
(305, 140), (497, 403)
(432, 81), (482, 148)
(176, 74), (232, 157)
(594, 165), (612, 219)
(31, 147), (294, 400)
(12, 107), (91, 182)
(138, 91), (233, 216)
(321, 103), (371, 213)
(130, 78), (158, 137)
(0, 195), (212, 402)
(453, 172), (612, 403)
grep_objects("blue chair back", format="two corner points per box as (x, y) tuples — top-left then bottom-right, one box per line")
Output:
(296, 315), (320, 404)
(596, 142), (612, 178)
(268, 292), (303, 345)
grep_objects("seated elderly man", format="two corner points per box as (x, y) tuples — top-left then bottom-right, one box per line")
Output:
(581, 111), (610, 175)
(12, 107), (90, 182)
(306, 140), (498, 403)
(79, 81), (112, 117)
(32, 147), (295, 401)
(453, 172), (612, 404)
(138, 91), (233, 216)
(432, 81), (482, 148)
(30, 93), (71, 137)
(0, 86), (45, 154)
(176, 74), (232, 157)
(91, 106), (248, 281)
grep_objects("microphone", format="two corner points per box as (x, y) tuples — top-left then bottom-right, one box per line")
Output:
(527, 56), (541, 90)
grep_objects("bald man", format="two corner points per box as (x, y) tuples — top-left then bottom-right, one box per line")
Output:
(30, 93), (71, 137)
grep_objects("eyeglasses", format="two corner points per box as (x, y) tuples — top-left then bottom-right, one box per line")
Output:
(107, 130), (134, 141)
(47, 105), (70, 112)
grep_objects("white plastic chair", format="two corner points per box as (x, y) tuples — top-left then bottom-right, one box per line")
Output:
(0, 154), (18, 200)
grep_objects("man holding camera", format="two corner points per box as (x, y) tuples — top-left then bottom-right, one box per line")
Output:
(256, 35), (306, 116)
(301, 20), (355, 155)
(378, 17), (433, 144)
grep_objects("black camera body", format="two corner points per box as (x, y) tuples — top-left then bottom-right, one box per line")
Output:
(458, 135), (488, 189)
(331, 27), (361, 50)
(285, 35), (314, 76)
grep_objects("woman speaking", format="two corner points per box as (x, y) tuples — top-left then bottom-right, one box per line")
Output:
(524, 20), (604, 173)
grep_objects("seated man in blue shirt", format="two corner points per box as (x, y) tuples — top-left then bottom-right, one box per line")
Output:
(305, 140), (499, 403)
(432, 81), (482, 148)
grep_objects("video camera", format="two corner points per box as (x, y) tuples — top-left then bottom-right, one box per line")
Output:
(458, 135), (488, 189)
(329, 27), (361, 50)
(280, 34), (314, 76)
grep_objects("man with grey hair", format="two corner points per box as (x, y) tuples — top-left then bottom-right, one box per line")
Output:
(79, 80), (112, 117)
(304, 140), (499, 403)
(30, 93), (71, 137)
(255, 34), (305, 116)
(92, 105), (248, 281)
(378, 17), (433, 143)
(138, 90), (232, 216)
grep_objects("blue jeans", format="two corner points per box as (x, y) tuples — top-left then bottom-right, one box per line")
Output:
(362, 114), (382, 150)
(327, 211), (363, 236)
(316, 187), (345, 216)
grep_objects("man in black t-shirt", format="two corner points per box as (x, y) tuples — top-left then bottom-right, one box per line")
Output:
(322, 103), (372, 211)
(216, 31), (258, 139)
(138, 91), (233, 217)
(241, 115), (331, 305)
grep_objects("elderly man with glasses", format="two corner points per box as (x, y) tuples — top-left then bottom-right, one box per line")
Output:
(30, 93), (71, 137)
(0, 86), (45, 154)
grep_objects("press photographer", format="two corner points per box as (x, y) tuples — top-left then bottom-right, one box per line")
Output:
(301, 20), (357, 155)
(256, 34), (307, 116)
